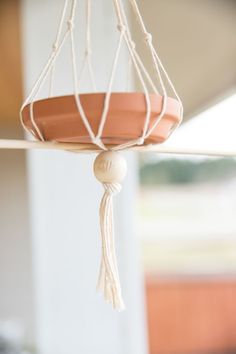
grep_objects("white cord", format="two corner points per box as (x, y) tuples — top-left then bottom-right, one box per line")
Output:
(96, 29), (125, 140)
(118, 0), (158, 94)
(78, 0), (97, 91)
(68, 0), (107, 150)
(97, 183), (124, 310)
(128, 0), (183, 117)
(112, 0), (151, 149)
(20, 30), (70, 140)
(49, 0), (70, 96)
(20, 0), (74, 140)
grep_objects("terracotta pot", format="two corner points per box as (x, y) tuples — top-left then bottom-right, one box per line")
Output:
(22, 92), (182, 146)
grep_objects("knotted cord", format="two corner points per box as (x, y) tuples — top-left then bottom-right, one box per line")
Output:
(19, 0), (183, 310)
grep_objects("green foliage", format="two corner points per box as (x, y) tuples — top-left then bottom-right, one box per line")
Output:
(139, 158), (236, 185)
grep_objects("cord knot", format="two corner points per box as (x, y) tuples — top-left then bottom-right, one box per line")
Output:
(92, 136), (103, 148)
(137, 137), (145, 145)
(67, 20), (74, 30)
(117, 24), (126, 34)
(85, 48), (92, 57)
(103, 183), (122, 195)
(52, 43), (58, 52)
(144, 32), (152, 44)
(130, 40), (136, 50)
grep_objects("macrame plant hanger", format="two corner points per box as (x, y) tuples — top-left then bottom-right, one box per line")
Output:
(20, 0), (183, 310)
(0, 0), (234, 309)
(21, 0), (184, 310)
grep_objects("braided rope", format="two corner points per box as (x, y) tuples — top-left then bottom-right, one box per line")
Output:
(97, 182), (124, 310)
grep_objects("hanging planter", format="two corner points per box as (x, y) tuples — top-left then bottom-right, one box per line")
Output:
(1, 0), (234, 311)
(1, 0), (234, 307)
(21, 93), (182, 145)
(20, 0), (184, 310)
(3, 0), (185, 310)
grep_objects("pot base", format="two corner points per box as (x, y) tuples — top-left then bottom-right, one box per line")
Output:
(22, 92), (182, 146)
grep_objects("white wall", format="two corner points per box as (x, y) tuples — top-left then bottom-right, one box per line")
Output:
(21, 1), (148, 354)
(0, 126), (35, 345)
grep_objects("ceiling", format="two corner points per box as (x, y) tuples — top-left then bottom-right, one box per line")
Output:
(0, 0), (235, 125)
(132, 0), (236, 120)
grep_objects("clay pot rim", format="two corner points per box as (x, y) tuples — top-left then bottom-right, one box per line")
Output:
(25, 91), (180, 110)
(22, 92), (182, 145)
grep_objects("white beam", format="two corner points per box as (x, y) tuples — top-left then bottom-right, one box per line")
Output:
(1, 139), (236, 158)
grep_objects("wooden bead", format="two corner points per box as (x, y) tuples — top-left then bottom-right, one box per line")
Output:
(93, 151), (127, 184)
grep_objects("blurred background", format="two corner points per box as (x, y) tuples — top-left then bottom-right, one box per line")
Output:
(0, 1), (236, 354)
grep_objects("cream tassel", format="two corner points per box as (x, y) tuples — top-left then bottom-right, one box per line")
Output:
(94, 151), (127, 310)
